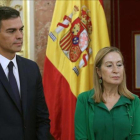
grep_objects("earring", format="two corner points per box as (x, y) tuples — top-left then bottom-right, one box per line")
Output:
(99, 78), (102, 84)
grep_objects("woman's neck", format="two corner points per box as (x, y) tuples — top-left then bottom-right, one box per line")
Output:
(103, 86), (119, 97)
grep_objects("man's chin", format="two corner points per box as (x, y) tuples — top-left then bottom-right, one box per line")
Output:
(13, 45), (22, 52)
(15, 49), (22, 53)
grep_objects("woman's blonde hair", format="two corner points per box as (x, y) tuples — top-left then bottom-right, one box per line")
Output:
(93, 46), (134, 103)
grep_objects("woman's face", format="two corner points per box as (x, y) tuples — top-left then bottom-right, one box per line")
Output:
(97, 52), (124, 87)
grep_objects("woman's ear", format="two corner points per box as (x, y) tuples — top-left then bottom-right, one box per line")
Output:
(96, 67), (101, 78)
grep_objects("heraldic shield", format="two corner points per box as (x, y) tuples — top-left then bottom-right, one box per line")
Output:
(60, 7), (92, 62)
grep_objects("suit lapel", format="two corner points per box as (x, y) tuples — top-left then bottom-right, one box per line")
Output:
(0, 64), (22, 113)
(16, 56), (27, 120)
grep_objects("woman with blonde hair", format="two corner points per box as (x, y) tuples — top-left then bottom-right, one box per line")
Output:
(75, 47), (140, 140)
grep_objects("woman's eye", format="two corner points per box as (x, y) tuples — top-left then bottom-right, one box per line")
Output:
(117, 64), (122, 67)
(107, 65), (112, 67)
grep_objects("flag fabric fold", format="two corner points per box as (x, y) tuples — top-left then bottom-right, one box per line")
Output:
(43, 0), (110, 139)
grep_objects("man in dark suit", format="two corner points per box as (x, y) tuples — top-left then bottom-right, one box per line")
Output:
(0, 6), (50, 140)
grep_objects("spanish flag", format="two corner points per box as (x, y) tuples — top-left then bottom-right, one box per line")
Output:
(43, 0), (110, 139)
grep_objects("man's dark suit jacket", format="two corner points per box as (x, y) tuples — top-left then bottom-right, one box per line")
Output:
(0, 55), (50, 140)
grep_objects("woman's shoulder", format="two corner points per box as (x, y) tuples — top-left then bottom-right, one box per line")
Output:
(131, 93), (140, 105)
(77, 89), (95, 101)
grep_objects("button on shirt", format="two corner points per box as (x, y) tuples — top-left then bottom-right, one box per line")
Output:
(93, 96), (131, 140)
(0, 54), (21, 96)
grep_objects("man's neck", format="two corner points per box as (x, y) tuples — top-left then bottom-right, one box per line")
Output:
(0, 52), (16, 60)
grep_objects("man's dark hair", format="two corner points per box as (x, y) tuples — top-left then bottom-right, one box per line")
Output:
(0, 6), (20, 28)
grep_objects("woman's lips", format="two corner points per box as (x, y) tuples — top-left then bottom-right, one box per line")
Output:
(112, 76), (120, 79)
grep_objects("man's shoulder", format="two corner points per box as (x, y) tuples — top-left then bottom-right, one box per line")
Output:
(16, 55), (37, 66)
(16, 55), (40, 73)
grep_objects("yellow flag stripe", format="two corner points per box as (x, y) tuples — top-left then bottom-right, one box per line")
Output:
(46, 0), (110, 97)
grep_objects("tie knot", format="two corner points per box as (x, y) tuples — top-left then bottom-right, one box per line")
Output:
(8, 61), (14, 71)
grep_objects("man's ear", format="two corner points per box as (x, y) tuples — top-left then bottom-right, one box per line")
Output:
(96, 67), (101, 78)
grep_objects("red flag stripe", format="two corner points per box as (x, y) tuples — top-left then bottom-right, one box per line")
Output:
(99, 0), (104, 7)
(43, 56), (77, 140)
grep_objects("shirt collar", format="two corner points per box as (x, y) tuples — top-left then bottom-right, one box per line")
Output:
(88, 91), (95, 104)
(88, 92), (132, 105)
(116, 95), (132, 105)
(94, 95), (132, 108)
(0, 54), (18, 70)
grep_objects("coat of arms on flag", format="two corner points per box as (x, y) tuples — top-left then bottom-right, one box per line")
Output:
(49, 6), (92, 76)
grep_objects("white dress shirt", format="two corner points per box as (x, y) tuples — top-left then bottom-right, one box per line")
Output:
(0, 54), (21, 96)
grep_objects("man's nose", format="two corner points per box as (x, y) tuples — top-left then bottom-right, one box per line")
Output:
(16, 30), (23, 39)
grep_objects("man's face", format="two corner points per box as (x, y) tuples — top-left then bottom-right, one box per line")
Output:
(0, 17), (24, 59)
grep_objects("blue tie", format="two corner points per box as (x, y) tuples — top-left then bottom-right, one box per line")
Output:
(8, 61), (21, 109)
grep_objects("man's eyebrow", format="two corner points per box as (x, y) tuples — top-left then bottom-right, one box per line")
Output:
(6, 26), (24, 31)
(20, 26), (24, 29)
